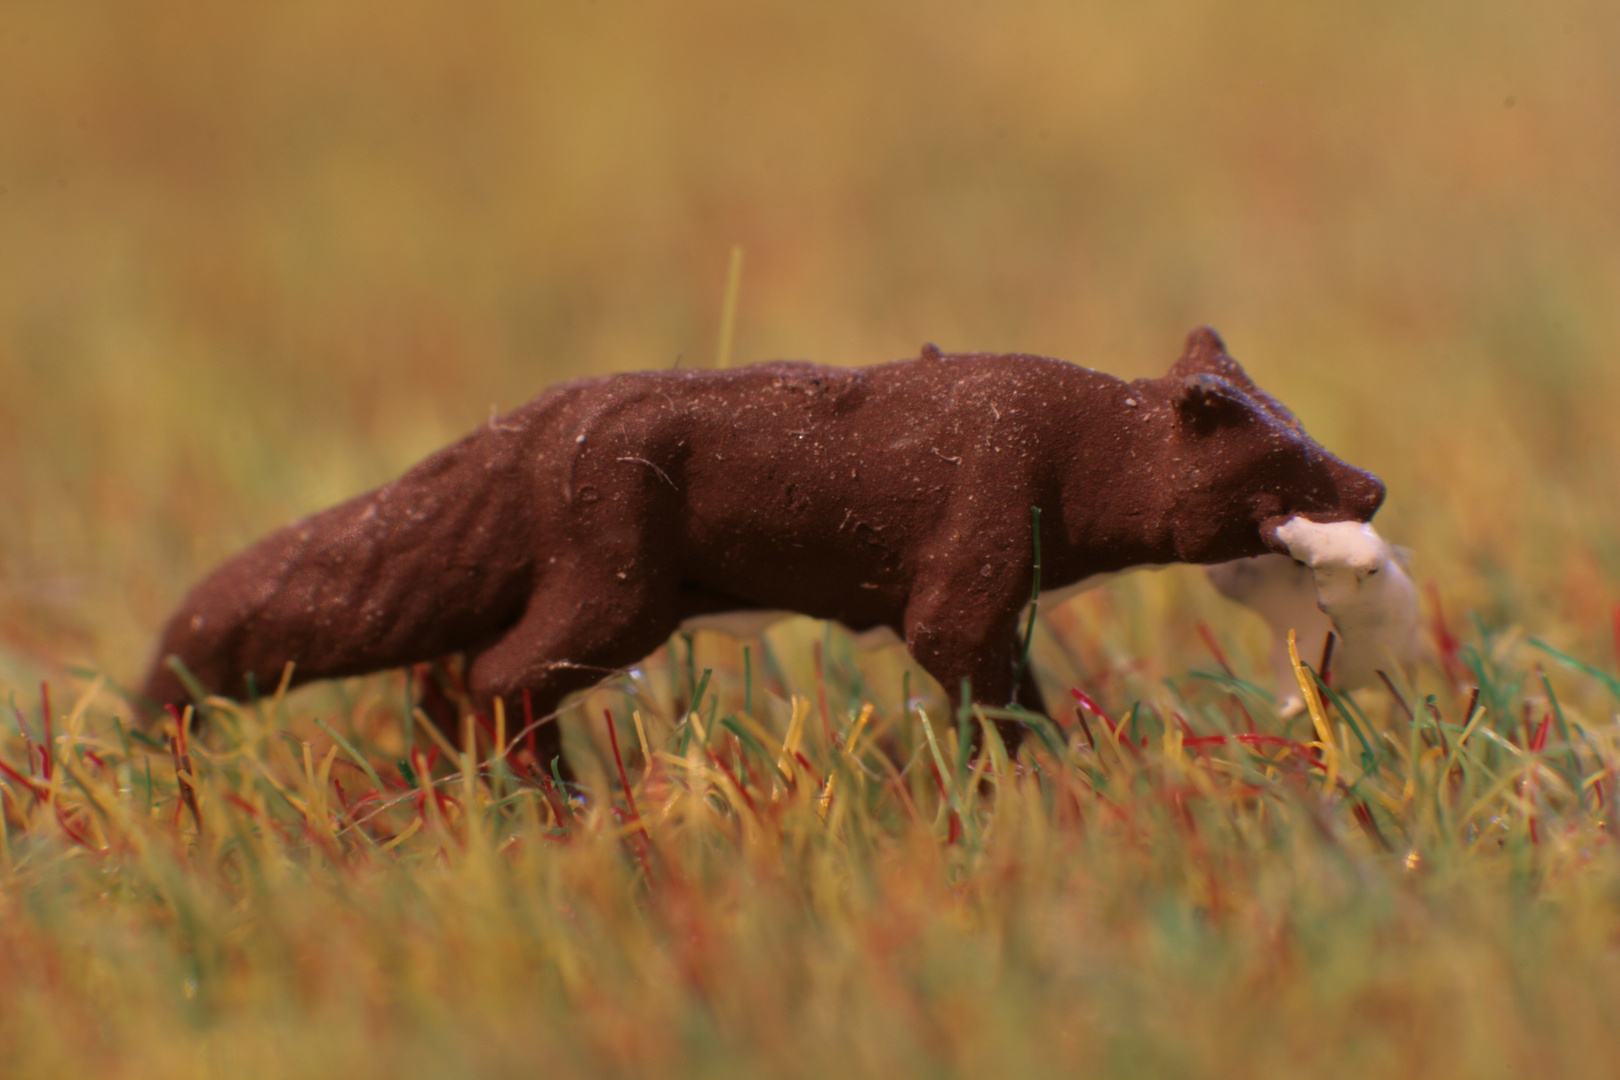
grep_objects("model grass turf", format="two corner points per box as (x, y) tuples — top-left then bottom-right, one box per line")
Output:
(5, 606), (1620, 1078)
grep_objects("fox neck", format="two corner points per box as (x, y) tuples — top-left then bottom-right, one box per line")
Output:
(1049, 389), (1186, 583)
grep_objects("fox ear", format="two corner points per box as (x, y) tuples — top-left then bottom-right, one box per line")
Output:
(1169, 326), (1258, 390)
(1169, 326), (1309, 433)
(1175, 373), (1259, 430)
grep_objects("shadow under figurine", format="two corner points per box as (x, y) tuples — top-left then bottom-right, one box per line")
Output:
(142, 326), (1386, 777)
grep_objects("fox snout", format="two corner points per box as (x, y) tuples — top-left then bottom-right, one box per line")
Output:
(1336, 467), (1386, 522)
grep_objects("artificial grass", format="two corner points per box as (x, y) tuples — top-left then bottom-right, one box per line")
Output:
(2, 602), (1618, 1079)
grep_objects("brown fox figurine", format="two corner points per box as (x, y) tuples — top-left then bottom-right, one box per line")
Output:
(143, 327), (1384, 773)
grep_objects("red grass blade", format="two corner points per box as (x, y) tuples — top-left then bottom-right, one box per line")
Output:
(1182, 733), (1310, 751)
(605, 710), (647, 838)
(223, 792), (264, 819)
(39, 682), (53, 781)
(1530, 713), (1551, 753)
(1070, 687), (1113, 728)
(1072, 688), (1141, 758)
(1427, 583), (1462, 681)
(1195, 621), (1234, 678)
(708, 750), (758, 816)
(0, 756), (49, 798)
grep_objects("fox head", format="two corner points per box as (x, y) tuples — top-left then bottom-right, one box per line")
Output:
(1145, 327), (1386, 564)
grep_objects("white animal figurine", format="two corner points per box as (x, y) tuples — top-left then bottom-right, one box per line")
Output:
(1206, 519), (1418, 715)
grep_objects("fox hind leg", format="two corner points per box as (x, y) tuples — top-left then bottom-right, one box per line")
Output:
(466, 573), (679, 784)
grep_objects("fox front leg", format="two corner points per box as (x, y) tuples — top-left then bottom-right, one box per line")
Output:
(902, 534), (1037, 758)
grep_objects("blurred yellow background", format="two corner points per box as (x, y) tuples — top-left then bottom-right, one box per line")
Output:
(2, 0), (1617, 692)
